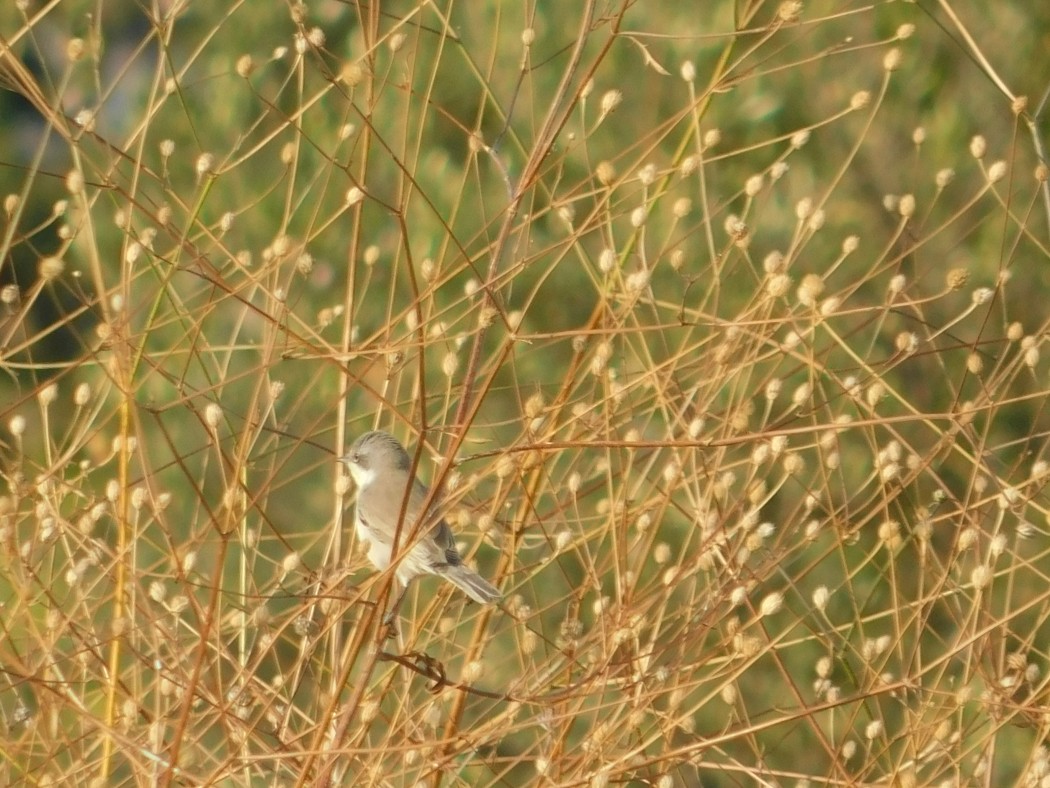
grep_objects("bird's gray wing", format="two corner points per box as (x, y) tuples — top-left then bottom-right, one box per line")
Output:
(410, 478), (462, 564)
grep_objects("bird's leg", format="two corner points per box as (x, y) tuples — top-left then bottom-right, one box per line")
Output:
(381, 582), (409, 638)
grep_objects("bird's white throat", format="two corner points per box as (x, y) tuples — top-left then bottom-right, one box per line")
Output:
(349, 464), (377, 489)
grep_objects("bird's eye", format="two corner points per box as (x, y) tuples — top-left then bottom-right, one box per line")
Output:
(350, 452), (360, 464)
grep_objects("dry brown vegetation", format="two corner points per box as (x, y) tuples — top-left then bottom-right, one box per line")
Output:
(2, 1), (1050, 785)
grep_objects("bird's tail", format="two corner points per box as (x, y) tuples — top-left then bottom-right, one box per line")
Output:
(442, 564), (501, 605)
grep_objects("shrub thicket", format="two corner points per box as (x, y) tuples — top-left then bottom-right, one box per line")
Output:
(1, 1), (1049, 785)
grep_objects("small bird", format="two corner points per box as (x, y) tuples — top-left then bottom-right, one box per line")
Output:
(341, 430), (500, 625)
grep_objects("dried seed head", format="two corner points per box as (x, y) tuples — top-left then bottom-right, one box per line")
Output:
(850, 91), (870, 110)
(148, 580), (166, 603)
(9, 415), (26, 436)
(74, 382), (91, 406)
(971, 564), (992, 589)
(340, 61), (365, 86)
(866, 381), (885, 408)
(281, 551), (301, 574)
(724, 214), (747, 241)
(763, 251), (785, 274)
(778, 1), (803, 22)
(599, 89), (622, 115)
(878, 520), (901, 549)
(813, 586), (830, 611)
(204, 402), (223, 428)
(766, 273), (791, 299)
(637, 163), (658, 186)
(759, 592), (783, 617)
(38, 383), (58, 407)
(687, 417), (704, 439)
(987, 160), (1007, 183)
(66, 37), (87, 62)
(654, 542), (671, 564)
(495, 454), (516, 479)
(792, 381), (812, 407)
(66, 169), (84, 195)
(782, 452), (804, 475)
(625, 268), (651, 294)
(131, 485), (149, 512)
(945, 268), (968, 290)
(797, 274), (824, 306)
(972, 287), (994, 305)
(75, 109), (96, 131)
(344, 186), (366, 207)
(442, 351), (459, 377)
(524, 391), (545, 419)
(820, 296), (840, 316)
(880, 460), (899, 483)
(970, 135), (987, 159)
(39, 256), (65, 280)
(1030, 459), (1048, 479)
(895, 332), (918, 354)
